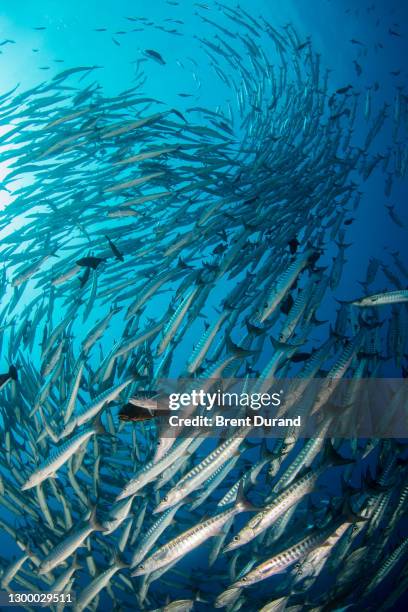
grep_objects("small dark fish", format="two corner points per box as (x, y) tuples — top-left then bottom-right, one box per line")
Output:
(33, 27), (47, 30)
(344, 218), (355, 226)
(290, 352), (312, 363)
(171, 108), (187, 122)
(288, 237), (299, 255)
(350, 39), (364, 45)
(105, 236), (124, 262)
(112, 37), (120, 46)
(296, 40), (310, 51)
(336, 85), (353, 95)
(94, 28), (107, 32)
(144, 49), (166, 65)
(389, 28), (401, 37)
(353, 61), (362, 77)
(76, 256), (106, 270)
(0, 365), (18, 390)
(119, 403), (156, 422)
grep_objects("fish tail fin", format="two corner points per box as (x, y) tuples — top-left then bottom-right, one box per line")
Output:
(235, 481), (261, 512)
(108, 546), (129, 569)
(92, 415), (112, 437)
(226, 335), (256, 359)
(335, 240), (353, 249)
(362, 470), (391, 495)
(72, 554), (81, 571)
(341, 498), (368, 523)
(260, 439), (275, 464)
(245, 317), (264, 336)
(193, 589), (208, 604)
(89, 507), (107, 532)
(270, 336), (303, 352)
(8, 365), (18, 381)
(323, 441), (354, 467)
(357, 314), (383, 330)
(311, 313), (328, 327)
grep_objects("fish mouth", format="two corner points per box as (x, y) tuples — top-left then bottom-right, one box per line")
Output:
(223, 529), (253, 553)
(115, 491), (129, 502)
(222, 542), (238, 553)
(60, 422), (75, 438)
(234, 578), (250, 588)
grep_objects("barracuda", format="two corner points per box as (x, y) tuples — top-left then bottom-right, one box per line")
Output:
(233, 521), (346, 587)
(61, 375), (135, 436)
(115, 437), (199, 501)
(132, 487), (256, 576)
(75, 556), (128, 611)
(186, 309), (230, 373)
(38, 509), (106, 574)
(21, 418), (107, 490)
(352, 289), (408, 307)
(223, 465), (326, 552)
(154, 426), (251, 512)
(130, 502), (183, 567)
(157, 285), (200, 355)
(258, 249), (314, 323)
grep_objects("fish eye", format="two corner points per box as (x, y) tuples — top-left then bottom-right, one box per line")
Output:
(163, 495), (168, 501)
(242, 577), (247, 581)
(139, 564), (145, 569)
(233, 536), (239, 541)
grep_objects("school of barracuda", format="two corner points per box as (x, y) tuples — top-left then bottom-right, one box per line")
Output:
(0, 2), (407, 611)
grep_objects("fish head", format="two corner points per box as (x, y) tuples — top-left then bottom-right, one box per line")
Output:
(115, 484), (138, 502)
(153, 490), (182, 513)
(60, 421), (76, 438)
(101, 520), (116, 535)
(153, 437), (175, 463)
(233, 573), (257, 588)
(21, 475), (37, 491)
(223, 528), (253, 553)
(131, 560), (151, 577)
(130, 550), (144, 568)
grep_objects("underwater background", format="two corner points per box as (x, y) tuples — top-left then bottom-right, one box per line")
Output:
(0, 0), (407, 610)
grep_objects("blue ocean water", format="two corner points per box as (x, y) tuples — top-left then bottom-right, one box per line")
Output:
(0, 0), (407, 610)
